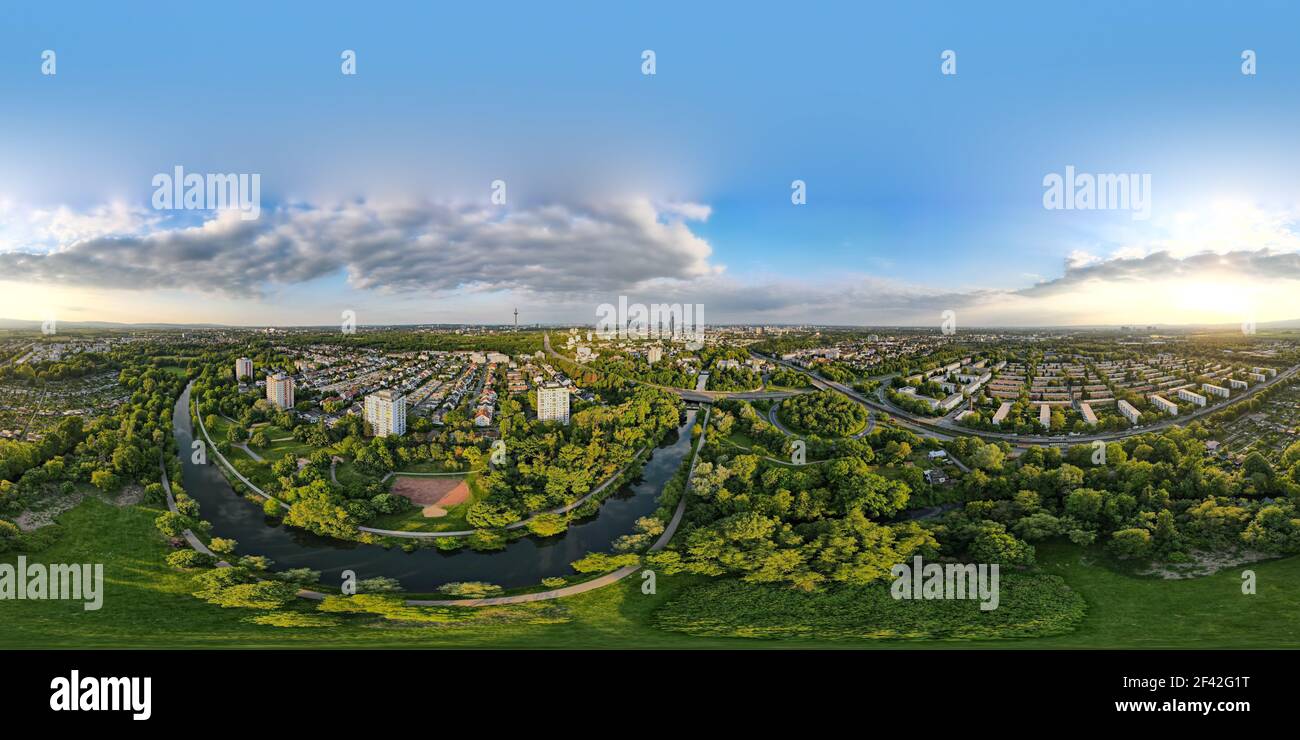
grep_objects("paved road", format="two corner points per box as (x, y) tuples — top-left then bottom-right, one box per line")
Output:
(542, 333), (804, 403)
(766, 401), (797, 436)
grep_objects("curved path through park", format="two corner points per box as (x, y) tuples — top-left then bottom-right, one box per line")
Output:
(406, 407), (710, 606)
(358, 442), (653, 538)
(184, 383), (710, 606)
(194, 386), (658, 539)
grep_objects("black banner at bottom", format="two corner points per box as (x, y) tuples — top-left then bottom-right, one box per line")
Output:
(0, 649), (1284, 726)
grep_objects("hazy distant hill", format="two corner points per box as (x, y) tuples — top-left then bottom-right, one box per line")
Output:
(2, 317), (1299, 331)
(0, 318), (233, 330)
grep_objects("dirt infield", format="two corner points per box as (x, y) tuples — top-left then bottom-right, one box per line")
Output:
(390, 476), (471, 518)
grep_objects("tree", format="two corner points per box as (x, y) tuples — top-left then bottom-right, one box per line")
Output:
(1064, 488), (1104, 524)
(827, 458), (909, 517)
(1012, 511), (1061, 542)
(154, 511), (191, 537)
(209, 537), (238, 556)
(466, 499), (522, 528)
(284, 494), (358, 539)
(969, 522), (1035, 566)
(525, 512), (568, 537)
(1282, 441), (1300, 470)
(166, 550), (215, 569)
(202, 580), (297, 609)
(90, 469), (119, 492)
(111, 445), (146, 476)
(969, 444), (1005, 471)
(571, 552), (640, 573)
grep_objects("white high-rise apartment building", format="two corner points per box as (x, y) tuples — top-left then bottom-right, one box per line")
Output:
(365, 389), (407, 437)
(1117, 399), (1141, 425)
(235, 357), (253, 379)
(647, 346), (663, 365)
(537, 383), (570, 424)
(267, 373), (294, 410)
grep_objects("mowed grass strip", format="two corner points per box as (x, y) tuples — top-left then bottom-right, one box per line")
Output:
(6, 500), (1300, 648)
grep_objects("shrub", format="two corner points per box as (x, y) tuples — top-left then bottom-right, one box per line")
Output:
(356, 576), (404, 594)
(437, 581), (503, 598)
(166, 549), (216, 569)
(525, 512), (568, 537)
(208, 537), (238, 555)
(246, 612), (341, 628)
(570, 551), (640, 574)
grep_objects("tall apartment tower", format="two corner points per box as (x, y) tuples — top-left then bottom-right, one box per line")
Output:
(365, 389), (407, 437)
(266, 373), (295, 410)
(647, 345), (663, 365)
(537, 383), (570, 424)
(235, 357), (253, 379)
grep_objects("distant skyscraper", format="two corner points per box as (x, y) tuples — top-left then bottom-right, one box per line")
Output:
(266, 373), (294, 410)
(365, 389), (406, 436)
(647, 346), (663, 365)
(537, 383), (570, 424)
(514, 307), (519, 332)
(235, 357), (253, 379)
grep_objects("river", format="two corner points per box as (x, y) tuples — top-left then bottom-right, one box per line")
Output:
(172, 385), (696, 592)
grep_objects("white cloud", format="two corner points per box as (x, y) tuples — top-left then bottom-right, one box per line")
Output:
(4, 197), (1300, 326)
(0, 198), (720, 298)
(1066, 250), (1100, 269)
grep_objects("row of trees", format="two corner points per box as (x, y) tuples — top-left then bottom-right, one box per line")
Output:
(645, 398), (1300, 595)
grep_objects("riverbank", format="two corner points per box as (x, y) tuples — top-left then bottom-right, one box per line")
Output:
(7, 495), (1300, 648)
(172, 385), (703, 592)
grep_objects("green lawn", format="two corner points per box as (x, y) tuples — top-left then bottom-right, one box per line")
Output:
(5, 499), (1300, 648)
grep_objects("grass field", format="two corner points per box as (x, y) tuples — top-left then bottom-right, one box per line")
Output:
(4, 498), (1300, 648)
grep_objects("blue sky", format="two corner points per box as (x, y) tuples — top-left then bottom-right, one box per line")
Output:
(2, 1), (1300, 326)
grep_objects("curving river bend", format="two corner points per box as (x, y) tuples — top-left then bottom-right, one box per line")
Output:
(172, 385), (697, 592)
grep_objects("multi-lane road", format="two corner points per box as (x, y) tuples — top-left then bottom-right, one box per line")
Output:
(756, 351), (1300, 447)
(543, 333), (1297, 448)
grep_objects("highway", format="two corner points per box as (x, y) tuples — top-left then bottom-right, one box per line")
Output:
(543, 333), (1298, 448)
(755, 351), (1300, 448)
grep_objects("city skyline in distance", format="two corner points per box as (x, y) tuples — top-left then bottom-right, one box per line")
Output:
(5, 315), (1300, 332)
